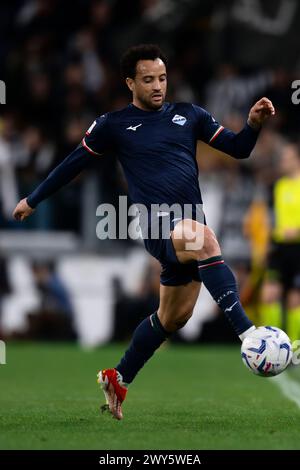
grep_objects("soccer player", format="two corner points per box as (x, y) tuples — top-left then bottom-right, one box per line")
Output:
(13, 44), (275, 420)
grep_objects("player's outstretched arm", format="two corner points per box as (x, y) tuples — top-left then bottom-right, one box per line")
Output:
(207, 97), (275, 159)
(13, 145), (93, 221)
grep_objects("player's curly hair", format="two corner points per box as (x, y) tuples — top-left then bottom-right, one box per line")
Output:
(120, 44), (167, 79)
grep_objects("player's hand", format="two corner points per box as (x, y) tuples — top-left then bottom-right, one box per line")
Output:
(13, 198), (35, 221)
(247, 97), (275, 130)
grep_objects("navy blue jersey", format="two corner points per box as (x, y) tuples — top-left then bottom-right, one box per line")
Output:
(83, 103), (206, 208)
(27, 102), (260, 210)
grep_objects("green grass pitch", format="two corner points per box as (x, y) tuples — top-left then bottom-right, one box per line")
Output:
(0, 342), (299, 450)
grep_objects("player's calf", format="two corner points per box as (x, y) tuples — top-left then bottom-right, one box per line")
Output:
(172, 220), (255, 340)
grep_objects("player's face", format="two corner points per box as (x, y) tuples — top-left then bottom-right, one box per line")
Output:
(127, 59), (167, 111)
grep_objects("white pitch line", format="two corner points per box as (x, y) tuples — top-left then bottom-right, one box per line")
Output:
(271, 372), (300, 409)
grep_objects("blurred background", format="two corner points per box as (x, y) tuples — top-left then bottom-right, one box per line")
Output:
(0, 0), (300, 347)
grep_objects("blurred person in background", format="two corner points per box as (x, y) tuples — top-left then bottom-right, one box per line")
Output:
(16, 125), (56, 229)
(0, 256), (12, 338)
(259, 143), (300, 342)
(205, 63), (274, 123)
(24, 261), (77, 341)
(112, 257), (160, 341)
(32, 261), (74, 316)
(13, 43), (275, 420)
(0, 114), (19, 226)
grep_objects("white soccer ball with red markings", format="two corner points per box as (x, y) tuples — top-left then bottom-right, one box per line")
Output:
(241, 326), (292, 377)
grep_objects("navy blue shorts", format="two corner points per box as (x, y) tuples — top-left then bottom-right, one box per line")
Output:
(143, 212), (206, 286)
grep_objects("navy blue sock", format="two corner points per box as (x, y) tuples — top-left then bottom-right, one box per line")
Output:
(116, 312), (169, 384)
(198, 256), (253, 336)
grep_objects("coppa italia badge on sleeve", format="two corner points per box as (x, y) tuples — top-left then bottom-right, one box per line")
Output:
(0, 80), (6, 104)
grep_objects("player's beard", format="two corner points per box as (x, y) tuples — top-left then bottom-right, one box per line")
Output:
(138, 93), (165, 111)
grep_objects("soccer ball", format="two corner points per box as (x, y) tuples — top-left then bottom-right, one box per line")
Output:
(241, 326), (292, 377)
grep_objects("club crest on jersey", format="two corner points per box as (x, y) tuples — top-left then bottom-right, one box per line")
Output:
(172, 114), (187, 126)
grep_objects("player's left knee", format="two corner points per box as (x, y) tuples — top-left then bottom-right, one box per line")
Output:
(184, 224), (220, 259)
(172, 220), (221, 262)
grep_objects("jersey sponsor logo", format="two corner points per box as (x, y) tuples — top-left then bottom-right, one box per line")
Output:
(86, 120), (97, 135)
(126, 123), (142, 131)
(172, 114), (187, 126)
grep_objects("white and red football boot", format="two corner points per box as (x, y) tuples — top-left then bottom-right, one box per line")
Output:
(97, 368), (128, 420)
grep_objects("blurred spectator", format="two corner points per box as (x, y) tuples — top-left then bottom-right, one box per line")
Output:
(0, 123), (19, 224)
(205, 64), (274, 123)
(32, 261), (73, 315)
(112, 257), (160, 341)
(249, 127), (286, 191)
(23, 261), (77, 341)
(73, 29), (107, 95)
(0, 256), (12, 337)
(16, 125), (56, 229)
